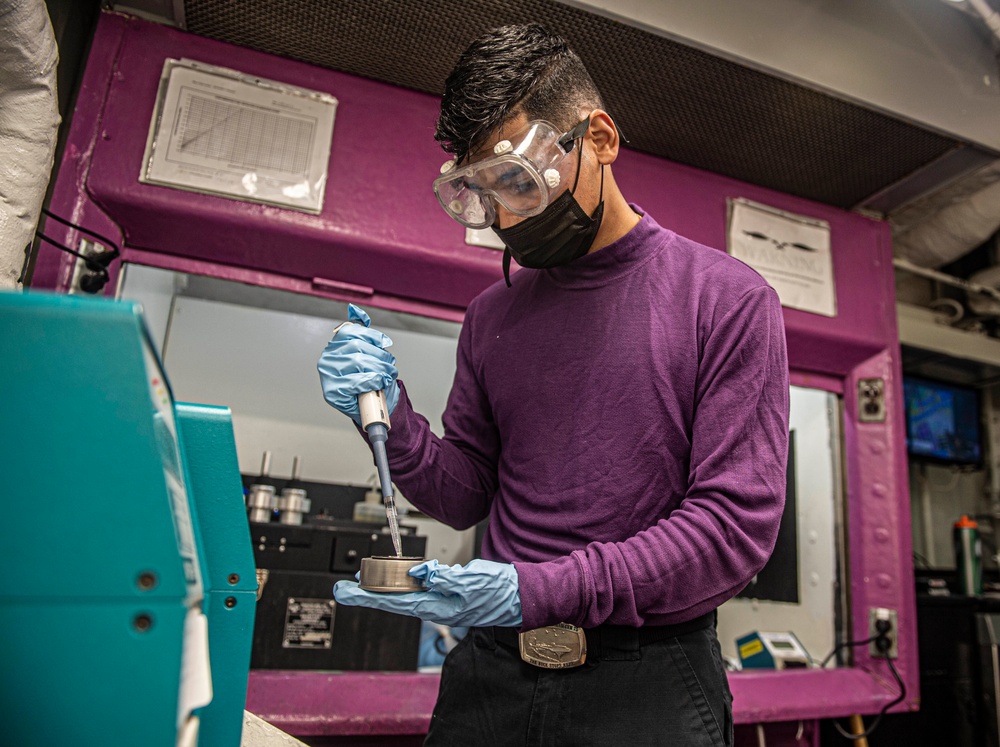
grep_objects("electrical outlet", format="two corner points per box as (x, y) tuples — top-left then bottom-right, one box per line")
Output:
(869, 607), (898, 659)
(68, 238), (107, 295)
(858, 378), (886, 422)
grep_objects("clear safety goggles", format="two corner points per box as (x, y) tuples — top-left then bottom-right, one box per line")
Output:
(433, 118), (590, 229)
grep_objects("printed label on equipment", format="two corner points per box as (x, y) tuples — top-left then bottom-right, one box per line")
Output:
(282, 597), (336, 649)
(739, 639), (764, 659)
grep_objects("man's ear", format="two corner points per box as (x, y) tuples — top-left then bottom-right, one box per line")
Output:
(587, 110), (620, 165)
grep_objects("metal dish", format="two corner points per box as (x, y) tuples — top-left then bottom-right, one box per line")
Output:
(359, 556), (427, 593)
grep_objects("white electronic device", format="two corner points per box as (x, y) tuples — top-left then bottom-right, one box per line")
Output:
(736, 630), (811, 670)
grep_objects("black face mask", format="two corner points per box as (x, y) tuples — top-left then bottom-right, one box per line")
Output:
(494, 166), (605, 288)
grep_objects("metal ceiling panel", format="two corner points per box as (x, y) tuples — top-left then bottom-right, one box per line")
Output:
(180, 0), (975, 211)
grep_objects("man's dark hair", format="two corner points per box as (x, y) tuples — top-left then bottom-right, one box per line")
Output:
(435, 24), (605, 162)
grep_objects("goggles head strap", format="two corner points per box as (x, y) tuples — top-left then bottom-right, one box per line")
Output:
(564, 118), (591, 194)
(557, 117), (591, 153)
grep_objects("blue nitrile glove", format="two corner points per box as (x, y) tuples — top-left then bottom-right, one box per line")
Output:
(334, 559), (522, 628)
(317, 304), (400, 424)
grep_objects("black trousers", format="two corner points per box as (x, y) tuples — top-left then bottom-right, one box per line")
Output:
(424, 616), (733, 747)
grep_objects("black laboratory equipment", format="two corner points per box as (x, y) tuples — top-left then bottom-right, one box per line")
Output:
(243, 465), (426, 671)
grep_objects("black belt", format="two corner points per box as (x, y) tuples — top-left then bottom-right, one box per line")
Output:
(489, 610), (715, 663)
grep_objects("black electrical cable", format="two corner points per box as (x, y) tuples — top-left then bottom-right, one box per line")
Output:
(819, 635), (877, 669)
(18, 241), (31, 285)
(32, 209), (124, 293)
(831, 655), (906, 741)
(34, 230), (106, 269)
(39, 206), (122, 259)
(34, 231), (111, 292)
(822, 626), (907, 742)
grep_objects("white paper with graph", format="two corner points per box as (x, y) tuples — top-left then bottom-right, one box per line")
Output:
(141, 59), (337, 214)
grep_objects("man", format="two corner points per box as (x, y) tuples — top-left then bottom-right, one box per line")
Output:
(318, 23), (788, 746)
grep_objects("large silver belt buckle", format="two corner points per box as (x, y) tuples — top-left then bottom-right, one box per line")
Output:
(518, 623), (587, 669)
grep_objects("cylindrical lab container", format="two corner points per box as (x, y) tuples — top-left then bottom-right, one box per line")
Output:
(359, 556), (427, 592)
(954, 514), (982, 596)
(246, 484), (276, 523)
(277, 488), (310, 525)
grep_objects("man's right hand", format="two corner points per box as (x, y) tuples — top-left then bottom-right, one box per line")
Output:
(317, 304), (400, 424)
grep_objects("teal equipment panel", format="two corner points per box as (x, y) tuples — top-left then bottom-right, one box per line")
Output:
(176, 403), (257, 747)
(0, 291), (255, 746)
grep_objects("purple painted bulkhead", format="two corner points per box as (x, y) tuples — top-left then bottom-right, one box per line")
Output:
(38, 12), (916, 741)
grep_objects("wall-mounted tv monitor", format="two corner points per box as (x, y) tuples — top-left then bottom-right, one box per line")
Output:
(903, 376), (983, 466)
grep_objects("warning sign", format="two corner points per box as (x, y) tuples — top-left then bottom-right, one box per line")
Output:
(727, 197), (836, 317)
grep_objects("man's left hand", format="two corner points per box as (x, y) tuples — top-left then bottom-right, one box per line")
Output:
(334, 559), (522, 628)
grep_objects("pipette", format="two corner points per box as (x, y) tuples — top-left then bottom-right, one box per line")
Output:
(331, 320), (402, 557)
(357, 389), (402, 558)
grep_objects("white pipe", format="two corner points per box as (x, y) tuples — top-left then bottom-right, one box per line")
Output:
(969, 0), (1000, 39)
(892, 172), (1000, 268)
(0, 0), (61, 290)
(893, 257), (1000, 302)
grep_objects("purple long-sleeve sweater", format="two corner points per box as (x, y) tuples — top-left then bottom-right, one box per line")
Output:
(384, 207), (789, 632)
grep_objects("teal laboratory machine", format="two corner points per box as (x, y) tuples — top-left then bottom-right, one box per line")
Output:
(0, 291), (258, 746)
